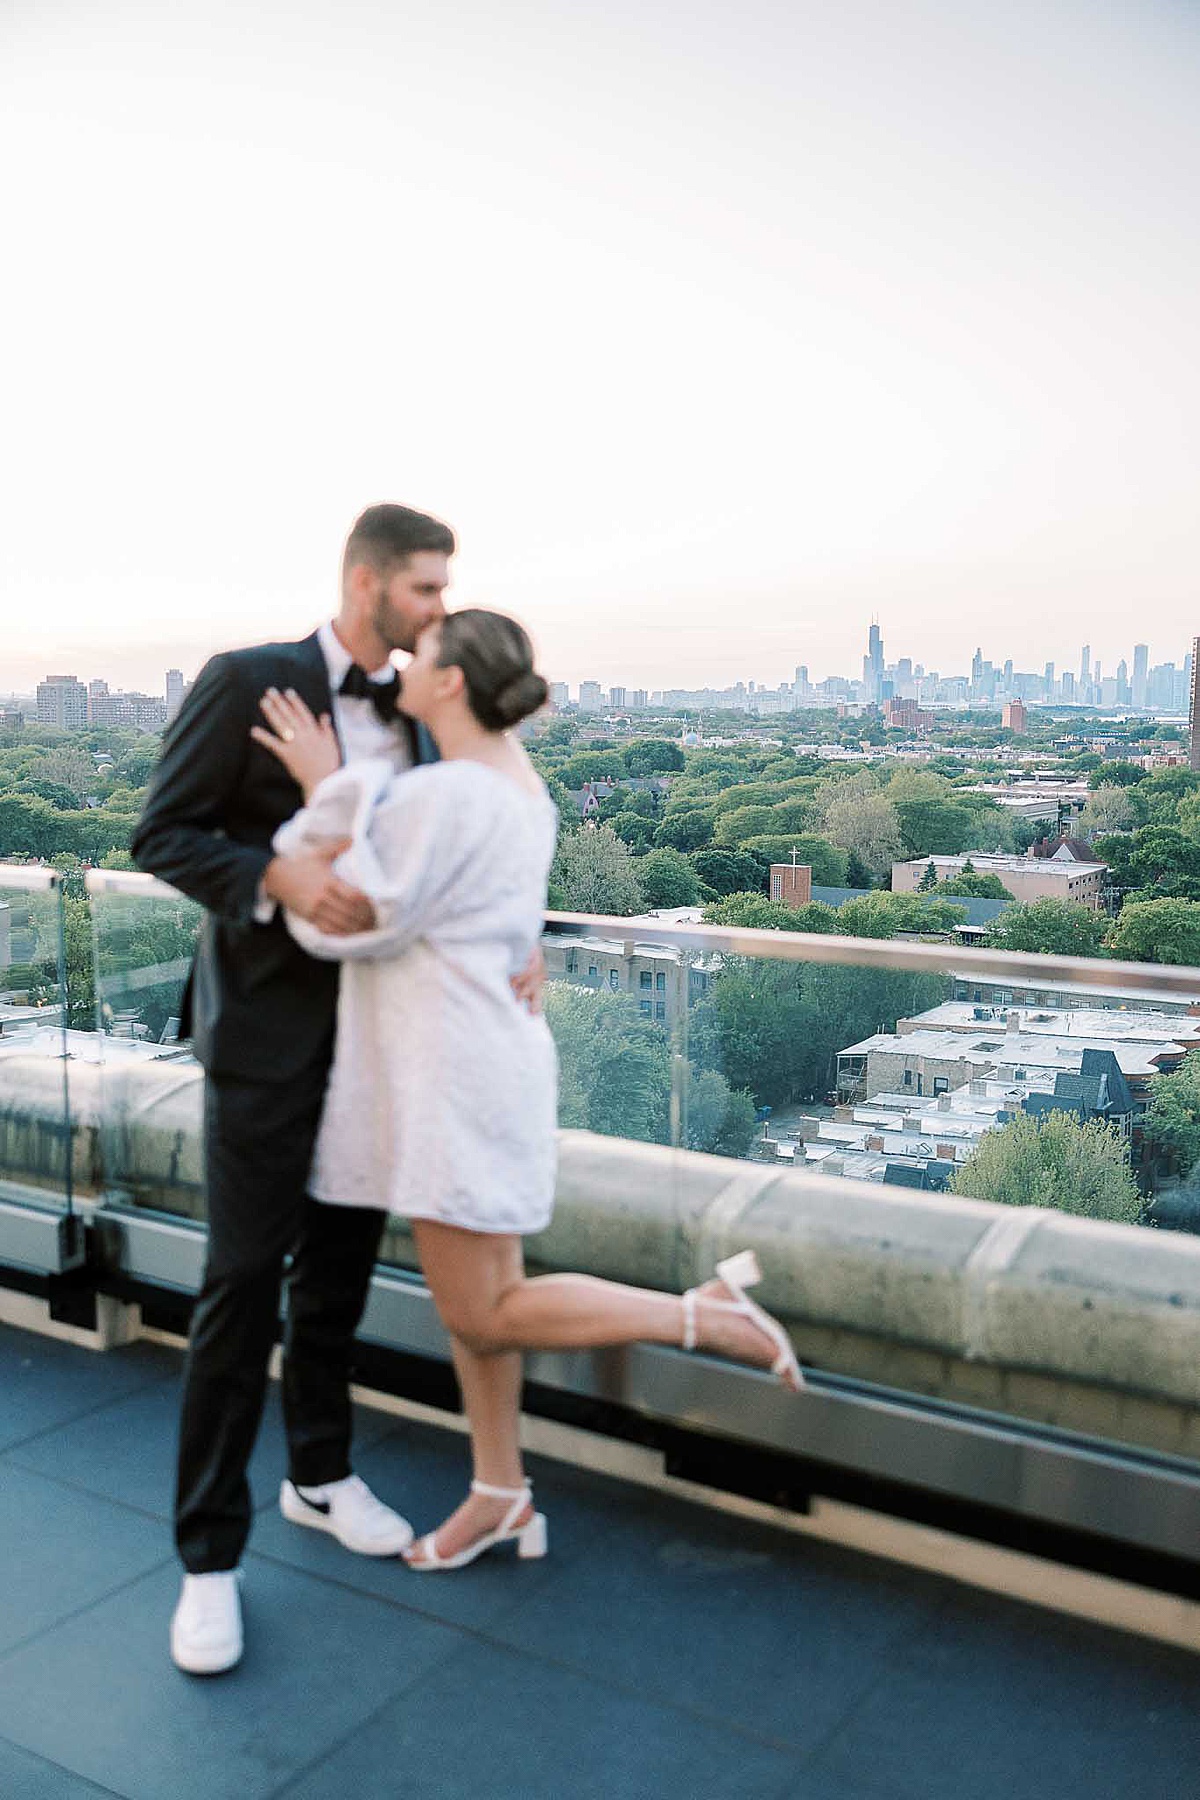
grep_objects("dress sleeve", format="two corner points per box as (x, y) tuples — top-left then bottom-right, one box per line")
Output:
(278, 763), (474, 962)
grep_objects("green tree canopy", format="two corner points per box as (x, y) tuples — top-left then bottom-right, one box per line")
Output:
(653, 808), (716, 852)
(688, 847), (764, 896)
(1141, 1051), (1200, 1178)
(736, 835), (848, 886)
(557, 751), (627, 788)
(951, 1112), (1141, 1224)
(637, 848), (701, 909)
(550, 825), (645, 916)
(985, 898), (1107, 957)
(1108, 897), (1200, 967)
(623, 739), (684, 776)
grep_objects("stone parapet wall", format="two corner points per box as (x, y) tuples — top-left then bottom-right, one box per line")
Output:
(4, 1059), (1199, 1457)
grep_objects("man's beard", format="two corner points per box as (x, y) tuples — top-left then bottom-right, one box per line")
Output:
(372, 595), (416, 654)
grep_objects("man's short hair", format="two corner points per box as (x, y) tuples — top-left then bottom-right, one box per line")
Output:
(343, 504), (456, 578)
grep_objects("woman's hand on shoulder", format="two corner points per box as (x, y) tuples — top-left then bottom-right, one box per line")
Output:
(251, 689), (342, 797)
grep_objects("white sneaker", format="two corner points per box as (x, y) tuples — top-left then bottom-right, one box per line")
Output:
(170, 1570), (243, 1675)
(280, 1473), (414, 1556)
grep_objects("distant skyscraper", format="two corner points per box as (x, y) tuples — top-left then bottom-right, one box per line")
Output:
(166, 669), (185, 718)
(578, 681), (603, 713)
(37, 674), (88, 730)
(1132, 643), (1149, 709)
(1116, 659), (1129, 705)
(548, 682), (569, 709)
(1190, 639), (1200, 772)
(971, 647), (983, 694)
(608, 686), (627, 709)
(1043, 661), (1055, 698)
(863, 621), (884, 699)
(1080, 645), (1091, 684)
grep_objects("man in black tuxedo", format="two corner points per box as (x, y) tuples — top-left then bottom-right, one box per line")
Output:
(133, 503), (455, 1673)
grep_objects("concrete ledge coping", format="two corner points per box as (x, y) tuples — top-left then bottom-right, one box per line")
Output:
(3, 1061), (1199, 1412)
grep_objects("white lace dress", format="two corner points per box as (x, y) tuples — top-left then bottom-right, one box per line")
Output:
(273, 757), (560, 1233)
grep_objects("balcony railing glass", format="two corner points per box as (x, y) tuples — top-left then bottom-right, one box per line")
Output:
(0, 865), (72, 1212)
(0, 872), (1170, 1477)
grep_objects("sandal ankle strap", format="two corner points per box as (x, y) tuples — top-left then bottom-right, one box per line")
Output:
(470, 1479), (531, 1500)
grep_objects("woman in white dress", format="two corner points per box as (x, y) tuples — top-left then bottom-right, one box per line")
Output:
(253, 609), (802, 1572)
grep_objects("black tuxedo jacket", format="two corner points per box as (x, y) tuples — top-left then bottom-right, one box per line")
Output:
(131, 632), (438, 1081)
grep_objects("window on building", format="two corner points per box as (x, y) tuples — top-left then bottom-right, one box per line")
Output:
(655, 972), (666, 992)
(654, 1002), (666, 1021)
(933, 1078), (949, 1095)
(903, 1070), (913, 1087)
(565, 951), (577, 973)
(608, 970), (620, 991)
(640, 971), (653, 990)
(639, 1000), (652, 1017)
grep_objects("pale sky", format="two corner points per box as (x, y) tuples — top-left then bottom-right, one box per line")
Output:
(2, 0), (1198, 695)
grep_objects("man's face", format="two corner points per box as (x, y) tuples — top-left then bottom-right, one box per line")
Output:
(370, 551), (450, 653)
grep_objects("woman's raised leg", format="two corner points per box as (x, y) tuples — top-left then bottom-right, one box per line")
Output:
(403, 1220), (801, 1566)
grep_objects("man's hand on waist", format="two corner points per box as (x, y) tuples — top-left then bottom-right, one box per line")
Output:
(263, 842), (376, 935)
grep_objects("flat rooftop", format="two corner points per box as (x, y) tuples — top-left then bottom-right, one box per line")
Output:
(1, 1322), (1196, 1800)
(906, 1002), (1200, 1047)
(839, 1027), (1182, 1079)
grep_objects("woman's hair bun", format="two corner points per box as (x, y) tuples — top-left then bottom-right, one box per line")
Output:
(494, 670), (550, 727)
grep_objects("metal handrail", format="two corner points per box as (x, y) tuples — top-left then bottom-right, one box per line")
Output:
(544, 911), (1200, 999)
(6, 859), (1185, 1001)
(0, 864), (63, 894)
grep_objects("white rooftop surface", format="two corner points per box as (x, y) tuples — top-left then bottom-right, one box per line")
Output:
(904, 1002), (1200, 1045)
(895, 852), (1108, 877)
(838, 1026), (1184, 1079)
(0, 1025), (193, 1066)
(947, 971), (1200, 1008)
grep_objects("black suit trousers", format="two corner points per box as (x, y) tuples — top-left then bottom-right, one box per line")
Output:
(175, 1048), (386, 1572)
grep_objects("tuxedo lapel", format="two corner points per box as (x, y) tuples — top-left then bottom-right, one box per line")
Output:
(289, 631), (341, 753)
(292, 631), (334, 712)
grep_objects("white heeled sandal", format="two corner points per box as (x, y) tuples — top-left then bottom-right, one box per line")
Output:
(405, 1480), (548, 1572)
(682, 1249), (805, 1390)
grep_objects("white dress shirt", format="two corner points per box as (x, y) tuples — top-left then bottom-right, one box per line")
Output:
(315, 620), (412, 775)
(255, 622), (411, 920)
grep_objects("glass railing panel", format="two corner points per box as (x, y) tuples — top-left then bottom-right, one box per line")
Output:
(676, 937), (954, 1175)
(0, 865), (71, 1208)
(84, 869), (204, 1219)
(67, 874), (1200, 1462)
(540, 923), (677, 1149)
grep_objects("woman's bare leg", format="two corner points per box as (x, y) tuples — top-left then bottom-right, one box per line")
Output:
(404, 1220), (798, 1564)
(411, 1220), (788, 1368)
(406, 1232), (532, 1563)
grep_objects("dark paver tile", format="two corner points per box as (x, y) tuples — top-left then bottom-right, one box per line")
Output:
(0, 1557), (464, 1800)
(0, 1735), (123, 1799)
(282, 1636), (800, 1800)
(0, 1328), (177, 1453)
(811, 1585), (1200, 1800)
(252, 1416), (594, 1630)
(0, 1465), (168, 1657)
(7, 1370), (392, 1526)
(489, 1489), (942, 1752)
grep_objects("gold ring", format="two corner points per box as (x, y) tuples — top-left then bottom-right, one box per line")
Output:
(281, 728), (296, 743)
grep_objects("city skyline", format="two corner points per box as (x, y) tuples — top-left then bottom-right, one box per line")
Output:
(2, 1), (1198, 700)
(6, 625), (1192, 719)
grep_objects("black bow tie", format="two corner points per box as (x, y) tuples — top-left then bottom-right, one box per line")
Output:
(340, 664), (401, 724)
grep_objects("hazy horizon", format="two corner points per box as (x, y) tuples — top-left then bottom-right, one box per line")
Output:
(3, 0), (1198, 696)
